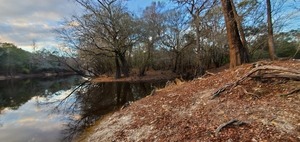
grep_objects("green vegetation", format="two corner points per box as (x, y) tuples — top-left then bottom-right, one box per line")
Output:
(0, 42), (73, 76)
(0, 43), (31, 75)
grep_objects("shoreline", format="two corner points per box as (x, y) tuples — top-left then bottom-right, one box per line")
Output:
(0, 72), (77, 81)
(91, 70), (180, 83)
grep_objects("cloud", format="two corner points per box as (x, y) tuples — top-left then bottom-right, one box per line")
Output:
(0, 0), (81, 52)
(0, 0), (170, 52)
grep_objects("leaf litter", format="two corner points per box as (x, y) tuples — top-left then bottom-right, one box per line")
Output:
(80, 60), (300, 142)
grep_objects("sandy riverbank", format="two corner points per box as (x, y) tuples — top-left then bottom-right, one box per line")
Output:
(78, 60), (300, 141)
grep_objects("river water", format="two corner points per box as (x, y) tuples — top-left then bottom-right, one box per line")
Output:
(0, 76), (166, 142)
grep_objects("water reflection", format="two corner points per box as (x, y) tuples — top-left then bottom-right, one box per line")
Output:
(0, 76), (167, 142)
(63, 81), (166, 141)
(0, 76), (81, 111)
(0, 76), (82, 142)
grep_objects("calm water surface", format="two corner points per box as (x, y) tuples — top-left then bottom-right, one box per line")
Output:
(0, 76), (166, 142)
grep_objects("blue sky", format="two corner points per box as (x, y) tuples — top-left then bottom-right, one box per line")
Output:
(0, 0), (166, 52)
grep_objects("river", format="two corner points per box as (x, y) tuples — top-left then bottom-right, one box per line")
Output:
(0, 76), (166, 142)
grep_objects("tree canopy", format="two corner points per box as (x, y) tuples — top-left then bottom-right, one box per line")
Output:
(53, 0), (300, 79)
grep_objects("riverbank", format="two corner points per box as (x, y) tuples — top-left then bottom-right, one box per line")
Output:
(0, 72), (76, 80)
(92, 70), (180, 83)
(79, 60), (300, 141)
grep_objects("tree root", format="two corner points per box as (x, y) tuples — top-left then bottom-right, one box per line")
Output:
(215, 119), (247, 136)
(211, 65), (300, 99)
(237, 85), (259, 99)
(280, 88), (300, 97)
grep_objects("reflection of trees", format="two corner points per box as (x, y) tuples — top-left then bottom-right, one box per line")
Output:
(0, 76), (81, 111)
(62, 81), (166, 141)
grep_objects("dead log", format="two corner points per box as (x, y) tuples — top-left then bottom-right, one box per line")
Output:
(211, 65), (300, 99)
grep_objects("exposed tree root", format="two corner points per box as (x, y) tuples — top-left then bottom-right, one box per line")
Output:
(211, 65), (300, 99)
(215, 119), (247, 136)
(280, 88), (300, 97)
(237, 85), (259, 99)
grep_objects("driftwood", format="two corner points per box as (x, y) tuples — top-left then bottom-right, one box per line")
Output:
(215, 119), (247, 136)
(212, 65), (300, 99)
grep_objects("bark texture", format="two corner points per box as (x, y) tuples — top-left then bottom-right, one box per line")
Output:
(221, 0), (244, 68)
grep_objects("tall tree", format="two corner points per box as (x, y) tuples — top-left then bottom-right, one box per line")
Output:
(266, 0), (277, 60)
(137, 2), (165, 76)
(162, 8), (191, 73)
(230, 0), (250, 63)
(57, 0), (137, 78)
(173, 0), (217, 75)
(220, 0), (244, 68)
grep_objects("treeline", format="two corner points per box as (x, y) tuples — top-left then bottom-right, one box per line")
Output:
(0, 42), (74, 76)
(54, 0), (299, 79)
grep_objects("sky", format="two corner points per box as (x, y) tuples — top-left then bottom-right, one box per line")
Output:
(0, 0), (166, 52)
(0, 0), (298, 52)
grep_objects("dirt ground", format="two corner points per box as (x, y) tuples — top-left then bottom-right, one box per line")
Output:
(79, 60), (300, 142)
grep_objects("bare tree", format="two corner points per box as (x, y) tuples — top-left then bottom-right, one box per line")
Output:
(172, 0), (217, 75)
(137, 2), (166, 76)
(266, 0), (277, 60)
(57, 0), (137, 78)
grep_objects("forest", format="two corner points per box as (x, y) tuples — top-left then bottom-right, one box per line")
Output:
(1, 0), (299, 79)
(55, 0), (300, 80)
(0, 42), (74, 77)
(0, 0), (299, 141)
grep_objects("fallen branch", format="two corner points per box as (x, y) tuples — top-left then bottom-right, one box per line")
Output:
(202, 71), (216, 77)
(211, 65), (300, 99)
(280, 88), (300, 97)
(215, 119), (247, 136)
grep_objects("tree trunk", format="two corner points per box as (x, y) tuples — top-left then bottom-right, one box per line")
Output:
(230, 0), (250, 63)
(115, 53), (121, 79)
(266, 0), (277, 60)
(173, 52), (180, 73)
(119, 53), (130, 77)
(221, 0), (244, 68)
(139, 42), (152, 76)
(194, 14), (205, 75)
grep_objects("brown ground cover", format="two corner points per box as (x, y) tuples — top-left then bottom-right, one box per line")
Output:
(80, 60), (300, 142)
